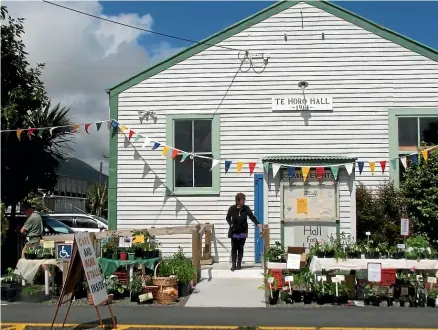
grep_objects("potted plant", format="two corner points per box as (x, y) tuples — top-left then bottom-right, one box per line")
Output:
(36, 248), (45, 260)
(24, 247), (37, 260)
(43, 248), (54, 259)
(173, 255), (195, 297)
(313, 281), (325, 305)
(264, 241), (286, 267)
(22, 284), (47, 303)
(106, 276), (125, 300)
(0, 268), (22, 302)
(335, 283), (350, 305)
(119, 248), (128, 261)
(128, 276), (143, 303)
(427, 289), (438, 308)
(300, 268), (314, 304)
(127, 246), (136, 260)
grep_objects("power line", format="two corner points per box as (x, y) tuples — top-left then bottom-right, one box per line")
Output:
(42, 0), (242, 53)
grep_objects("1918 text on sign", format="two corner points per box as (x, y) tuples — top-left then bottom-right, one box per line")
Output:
(272, 95), (333, 111)
(75, 232), (108, 306)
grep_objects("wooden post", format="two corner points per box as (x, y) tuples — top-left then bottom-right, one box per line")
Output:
(263, 224), (270, 275)
(200, 222), (213, 265)
(191, 225), (202, 285)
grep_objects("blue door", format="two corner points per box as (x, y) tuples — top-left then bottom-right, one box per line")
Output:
(254, 173), (264, 263)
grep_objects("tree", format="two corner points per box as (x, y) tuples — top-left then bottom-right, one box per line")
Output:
(401, 147), (438, 247)
(356, 181), (406, 245)
(1, 6), (73, 213)
(86, 183), (108, 218)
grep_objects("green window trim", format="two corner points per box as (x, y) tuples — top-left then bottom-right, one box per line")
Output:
(165, 114), (221, 196)
(388, 108), (438, 186)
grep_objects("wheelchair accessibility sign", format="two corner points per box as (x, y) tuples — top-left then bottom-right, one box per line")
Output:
(56, 243), (73, 261)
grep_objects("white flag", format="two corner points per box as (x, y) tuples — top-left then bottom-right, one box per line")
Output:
(142, 137), (151, 148)
(272, 163), (282, 178)
(400, 156), (407, 169)
(49, 127), (57, 136)
(210, 159), (220, 171)
(344, 163), (353, 175)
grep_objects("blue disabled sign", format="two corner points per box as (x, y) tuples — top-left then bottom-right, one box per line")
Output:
(56, 243), (73, 261)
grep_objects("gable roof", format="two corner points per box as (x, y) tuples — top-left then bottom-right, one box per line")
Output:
(108, 0), (438, 97)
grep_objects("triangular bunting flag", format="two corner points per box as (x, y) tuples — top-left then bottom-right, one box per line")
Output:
(287, 166), (295, 177)
(301, 167), (310, 181)
(421, 150), (429, 161)
(411, 154), (418, 166)
(380, 160), (386, 173)
(390, 158), (397, 169)
(330, 166), (339, 180)
(249, 162), (257, 176)
(171, 149), (179, 159)
(37, 129), (44, 138)
(161, 146), (169, 156)
(316, 167), (324, 180)
(345, 163), (353, 175)
(225, 161), (232, 173)
(369, 162), (375, 175)
(400, 156), (407, 169)
(120, 125), (128, 133)
(85, 123), (91, 134)
(96, 122), (102, 131)
(134, 134), (142, 143)
(263, 162), (270, 173)
(272, 163), (281, 178)
(128, 130), (135, 140)
(27, 128), (36, 137)
(49, 127), (57, 136)
(152, 142), (160, 150)
(180, 153), (190, 162)
(111, 120), (119, 128)
(72, 124), (80, 132)
(358, 162), (364, 174)
(236, 162), (244, 174)
(16, 129), (23, 140)
(210, 159), (220, 171)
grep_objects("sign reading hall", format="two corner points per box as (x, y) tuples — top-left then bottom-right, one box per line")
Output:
(272, 95), (333, 111)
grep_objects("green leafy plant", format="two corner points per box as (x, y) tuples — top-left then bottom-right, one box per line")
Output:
(128, 276), (143, 294)
(22, 284), (42, 296)
(4, 267), (21, 283)
(105, 276), (124, 294)
(264, 241), (285, 262)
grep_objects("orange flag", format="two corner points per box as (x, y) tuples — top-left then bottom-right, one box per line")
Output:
(369, 162), (375, 175)
(236, 162), (244, 174)
(302, 167), (310, 181)
(422, 150), (429, 161)
(248, 162), (257, 176)
(16, 129), (23, 140)
(170, 149), (179, 159)
(72, 124), (80, 132)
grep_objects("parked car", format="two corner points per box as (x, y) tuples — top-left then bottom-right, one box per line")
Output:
(6, 214), (75, 235)
(48, 213), (108, 232)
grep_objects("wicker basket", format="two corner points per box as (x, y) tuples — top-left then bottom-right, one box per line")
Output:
(155, 286), (177, 305)
(152, 262), (177, 287)
(143, 285), (159, 299)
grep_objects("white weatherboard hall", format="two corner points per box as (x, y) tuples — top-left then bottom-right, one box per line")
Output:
(107, 1), (438, 264)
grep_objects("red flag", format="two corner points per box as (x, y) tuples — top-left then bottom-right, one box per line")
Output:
(85, 123), (91, 134)
(27, 128), (36, 137)
(380, 160), (387, 173)
(249, 162), (257, 176)
(170, 149), (180, 159)
(128, 130), (135, 140)
(316, 167), (324, 180)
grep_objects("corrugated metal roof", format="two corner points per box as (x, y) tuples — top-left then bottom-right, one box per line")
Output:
(262, 155), (356, 164)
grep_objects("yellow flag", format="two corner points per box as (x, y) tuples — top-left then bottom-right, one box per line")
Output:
(369, 161), (375, 175)
(236, 162), (244, 174)
(302, 167), (310, 181)
(16, 129), (23, 140)
(422, 150), (429, 161)
(72, 124), (80, 132)
(120, 125), (128, 133)
(161, 145), (169, 156)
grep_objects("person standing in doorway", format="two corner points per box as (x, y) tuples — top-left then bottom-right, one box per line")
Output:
(226, 193), (263, 271)
(20, 201), (43, 258)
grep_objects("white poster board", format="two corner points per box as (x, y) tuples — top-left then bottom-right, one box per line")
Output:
(75, 232), (108, 306)
(400, 218), (410, 236)
(286, 254), (301, 270)
(281, 170), (337, 222)
(367, 262), (382, 282)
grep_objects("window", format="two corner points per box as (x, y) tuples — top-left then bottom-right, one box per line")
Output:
(389, 109), (438, 186)
(53, 216), (74, 228)
(75, 216), (99, 229)
(166, 114), (220, 195)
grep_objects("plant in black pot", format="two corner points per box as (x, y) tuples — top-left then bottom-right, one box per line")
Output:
(335, 283), (350, 305)
(43, 248), (55, 259)
(127, 246), (136, 260)
(323, 282), (335, 304)
(128, 276), (143, 303)
(24, 247), (37, 260)
(264, 241), (286, 264)
(106, 276), (125, 300)
(172, 247), (195, 297)
(300, 268), (314, 304)
(22, 284), (47, 303)
(36, 248), (45, 260)
(427, 289), (437, 308)
(309, 242), (325, 258)
(259, 274), (280, 305)
(313, 280), (325, 305)
(1, 268), (22, 302)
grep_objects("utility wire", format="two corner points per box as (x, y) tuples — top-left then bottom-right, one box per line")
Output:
(42, 0), (242, 53)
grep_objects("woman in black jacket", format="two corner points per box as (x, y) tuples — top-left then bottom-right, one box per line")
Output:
(226, 193), (263, 271)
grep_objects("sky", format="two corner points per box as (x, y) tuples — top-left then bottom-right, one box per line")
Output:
(3, 1), (438, 173)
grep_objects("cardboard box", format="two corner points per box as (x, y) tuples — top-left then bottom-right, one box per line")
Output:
(287, 246), (307, 269)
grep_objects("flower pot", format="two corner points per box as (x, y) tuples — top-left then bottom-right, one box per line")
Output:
(335, 295), (348, 305)
(399, 299), (405, 307)
(142, 250), (152, 259)
(316, 294), (325, 305)
(127, 253), (135, 260)
(24, 253), (36, 260)
(427, 297), (437, 308)
(178, 283), (191, 298)
(291, 290), (302, 303)
(370, 297), (380, 306)
(111, 253), (119, 260)
(1, 282), (22, 302)
(364, 299), (370, 306)
(325, 251), (335, 258)
(303, 292), (313, 304)
(22, 291), (48, 303)
(315, 252), (325, 258)
(130, 292), (140, 303)
(268, 290), (280, 305)
(43, 254), (53, 259)
(134, 249), (143, 259)
(153, 249), (160, 258)
(324, 294), (334, 305)
(120, 252), (128, 261)
(387, 298), (394, 307)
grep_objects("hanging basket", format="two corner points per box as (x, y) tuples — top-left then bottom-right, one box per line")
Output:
(155, 286), (177, 305)
(152, 262), (178, 287)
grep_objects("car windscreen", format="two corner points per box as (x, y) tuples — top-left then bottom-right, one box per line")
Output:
(92, 216), (108, 226)
(42, 216), (75, 234)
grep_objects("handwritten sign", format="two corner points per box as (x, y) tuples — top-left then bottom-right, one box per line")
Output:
(286, 254), (301, 270)
(336, 275), (345, 282)
(43, 240), (55, 249)
(427, 277), (437, 284)
(331, 277), (341, 283)
(133, 235), (145, 244)
(75, 232), (107, 306)
(317, 275), (327, 282)
(367, 262), (382, 282)
(284, 276), (294, 283)
(296, 198), (308, 215)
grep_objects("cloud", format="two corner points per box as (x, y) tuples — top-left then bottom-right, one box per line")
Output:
(4, 1), (183, 173)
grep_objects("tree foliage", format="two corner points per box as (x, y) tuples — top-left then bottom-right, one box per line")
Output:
(356, 181), (406, 245)
(1, 6), (73, 209)
(1, 202), (7, 245)
(401, 147), (438, 246)
(86, 183), (108, 218)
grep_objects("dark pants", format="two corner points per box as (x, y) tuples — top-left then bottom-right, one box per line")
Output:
(231, 238), (246, 266)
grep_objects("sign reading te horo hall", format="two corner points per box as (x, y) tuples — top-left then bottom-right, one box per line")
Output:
(272, 95), (333, 111)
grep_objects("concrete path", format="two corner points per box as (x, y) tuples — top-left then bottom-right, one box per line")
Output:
(185, 278), (265, 308)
